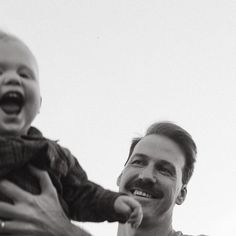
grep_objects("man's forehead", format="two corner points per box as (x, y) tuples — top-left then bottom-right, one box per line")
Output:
(132, 134), (185, 166)
(134, 134), (181, 151)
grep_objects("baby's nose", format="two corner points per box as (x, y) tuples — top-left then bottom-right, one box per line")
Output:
(3, 72), (22, 86)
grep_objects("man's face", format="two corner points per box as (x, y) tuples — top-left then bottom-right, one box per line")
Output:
(117, 134), (186, 223)
(0, 40), (41, 136)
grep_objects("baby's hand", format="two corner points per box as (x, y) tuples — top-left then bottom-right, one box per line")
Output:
(114, 195), (143, 228)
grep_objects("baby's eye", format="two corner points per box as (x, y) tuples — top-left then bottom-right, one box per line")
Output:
(19, 71), (31, 79)
(18, 67), (34, 79)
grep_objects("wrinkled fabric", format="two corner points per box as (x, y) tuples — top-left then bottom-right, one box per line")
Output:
(0, 127), (126, 223)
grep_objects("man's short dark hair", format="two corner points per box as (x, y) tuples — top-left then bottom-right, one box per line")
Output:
(125, 121), (197, 185)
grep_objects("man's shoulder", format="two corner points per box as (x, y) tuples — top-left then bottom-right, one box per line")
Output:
(175, 231), (208, 236)
(182, 234), (208, 236)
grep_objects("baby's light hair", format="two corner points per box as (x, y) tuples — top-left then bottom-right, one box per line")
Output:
(0, 29), (20, 42)
(0, 29), (39, 73)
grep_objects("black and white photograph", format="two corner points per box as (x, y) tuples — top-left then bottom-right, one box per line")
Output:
(0, 1), (235, 235)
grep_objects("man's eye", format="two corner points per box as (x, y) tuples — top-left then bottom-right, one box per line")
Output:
(159, 167), (172, 176)
(131, 160), (144, 165)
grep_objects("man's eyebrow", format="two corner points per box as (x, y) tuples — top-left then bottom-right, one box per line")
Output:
(131, 153), (150, 160)
(130, 154), (177, 173)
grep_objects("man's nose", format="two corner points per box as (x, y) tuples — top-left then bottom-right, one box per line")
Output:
(2, 72), (22, 86)
(138, 166), (157, 183)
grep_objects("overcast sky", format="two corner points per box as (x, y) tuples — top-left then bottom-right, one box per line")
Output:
(0, 1), (235, 235)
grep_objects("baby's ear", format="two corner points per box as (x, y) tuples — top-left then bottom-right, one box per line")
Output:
(176, 185), (187, 205)
(38, 96), (42, 114)
(40, 96), (42, 107)
(116, 173), (122, 186)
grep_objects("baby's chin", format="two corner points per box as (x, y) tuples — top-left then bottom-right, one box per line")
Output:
(0, 126), (28, 137)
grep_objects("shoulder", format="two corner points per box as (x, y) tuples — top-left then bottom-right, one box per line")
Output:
(176, 232), (208, 236)
(182, 234), (209, 236)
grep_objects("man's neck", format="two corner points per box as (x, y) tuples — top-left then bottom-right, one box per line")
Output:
(117, 218), (174, 236)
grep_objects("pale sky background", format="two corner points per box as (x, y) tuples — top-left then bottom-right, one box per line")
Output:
(0, 1), (235, 235)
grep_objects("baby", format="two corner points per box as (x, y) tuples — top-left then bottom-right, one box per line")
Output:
(0, 30), (142, 228)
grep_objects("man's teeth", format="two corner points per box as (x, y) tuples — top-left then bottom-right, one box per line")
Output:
(133, 190), (152, 198)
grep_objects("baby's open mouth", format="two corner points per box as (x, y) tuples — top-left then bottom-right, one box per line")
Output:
(0, 91), (24, 115)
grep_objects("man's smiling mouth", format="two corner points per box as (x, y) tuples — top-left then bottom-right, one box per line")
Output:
(126, 179), (165, 199)
(132, 189), (153, 199)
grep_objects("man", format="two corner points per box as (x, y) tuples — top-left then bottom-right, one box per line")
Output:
(0, 122), (206, 236)
(116, 122), (206, 236)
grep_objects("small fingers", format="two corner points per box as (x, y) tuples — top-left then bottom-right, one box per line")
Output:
(127, 206), (143, 228)
(115, 196), (143, 228)
(124, 196), (141, 210)
(114, 196), (132, 215)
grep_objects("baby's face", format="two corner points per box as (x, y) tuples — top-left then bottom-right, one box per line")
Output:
(0, 39), (41, 136)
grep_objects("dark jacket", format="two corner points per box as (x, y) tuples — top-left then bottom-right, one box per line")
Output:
(0, 127), (126, 223)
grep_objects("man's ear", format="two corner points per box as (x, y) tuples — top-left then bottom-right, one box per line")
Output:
(176, 185), (187, 205)
(116, 173), (122, 186)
